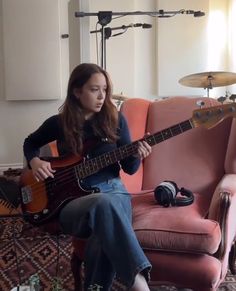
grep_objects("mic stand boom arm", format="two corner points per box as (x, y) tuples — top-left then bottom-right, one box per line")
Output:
(75, 9), (205, 18)
(75, 9), (205, 68)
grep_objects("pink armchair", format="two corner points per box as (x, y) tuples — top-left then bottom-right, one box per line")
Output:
(118, 96), (236, 291)
(48, 96), (236, 291)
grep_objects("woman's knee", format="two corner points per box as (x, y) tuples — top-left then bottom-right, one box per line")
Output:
(94, 193), (131, 218)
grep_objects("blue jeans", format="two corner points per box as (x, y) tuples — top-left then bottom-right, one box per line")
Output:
(59, 177), (151, 290)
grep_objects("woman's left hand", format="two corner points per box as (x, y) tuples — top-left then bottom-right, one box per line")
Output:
(136, 140), (152, 160)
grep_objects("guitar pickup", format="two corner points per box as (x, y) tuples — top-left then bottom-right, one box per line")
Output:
(21, 186), (32, 204)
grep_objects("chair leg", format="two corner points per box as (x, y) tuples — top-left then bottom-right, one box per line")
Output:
(229, 239), (236, 275)
(71, 252), (84, 291)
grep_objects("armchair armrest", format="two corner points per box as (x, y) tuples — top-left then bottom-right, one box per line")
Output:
(208, 174), (236, 274)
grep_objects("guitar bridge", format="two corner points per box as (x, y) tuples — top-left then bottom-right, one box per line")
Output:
(21, 186), (32, 204)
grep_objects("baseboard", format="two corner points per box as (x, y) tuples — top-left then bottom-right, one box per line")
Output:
(0, 163), (23, 175)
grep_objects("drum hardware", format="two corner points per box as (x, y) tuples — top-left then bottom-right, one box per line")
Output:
(179, 71), (236, 97)
(196, 100), (205, 109)
(229, 94), (236, 102)
(112, 94), (129, 108)
(217, 96), (227, 104)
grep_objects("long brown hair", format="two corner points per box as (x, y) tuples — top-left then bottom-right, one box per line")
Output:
(59, 63), (118, 154)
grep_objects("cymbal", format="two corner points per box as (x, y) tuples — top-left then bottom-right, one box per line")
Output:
(179, 71), (236, 88)
(112, 94), (128, 101)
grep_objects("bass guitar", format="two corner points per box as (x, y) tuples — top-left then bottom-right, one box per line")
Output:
(20, 102), (236, 225)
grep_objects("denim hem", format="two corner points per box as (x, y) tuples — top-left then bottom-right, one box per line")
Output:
(133, 262), (152, 284)
(141, 266), (152, 283)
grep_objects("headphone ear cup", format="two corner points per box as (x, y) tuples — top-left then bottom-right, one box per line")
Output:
(175, 187), (194, 206)
(154, 186), (171, 207)
(154, 181), (178, 207)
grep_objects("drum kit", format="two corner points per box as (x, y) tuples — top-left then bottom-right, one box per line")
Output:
(179, 71), (236, 99)
(112, 94), (129, 108)
(112, 71), (236, 105)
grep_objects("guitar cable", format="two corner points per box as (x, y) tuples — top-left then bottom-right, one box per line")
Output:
(0, 182), (34, 221)
(0, 185), (23, 287)
(12, 216), (23, 288)
(0, 183), (62, 289)
(0, 184), (20, 215)
(0, 184), (43, 286)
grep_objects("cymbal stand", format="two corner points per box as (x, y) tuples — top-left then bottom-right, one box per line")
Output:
(205, 87), (211, 98)
(205, 75), (213, 97)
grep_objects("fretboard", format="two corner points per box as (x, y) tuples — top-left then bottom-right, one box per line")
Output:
(75, 118), (194, 179)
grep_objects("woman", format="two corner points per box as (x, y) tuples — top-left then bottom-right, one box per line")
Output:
(23, 63), (152, 290)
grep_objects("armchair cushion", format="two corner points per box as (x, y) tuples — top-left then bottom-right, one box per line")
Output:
(132, 192), (221, 254)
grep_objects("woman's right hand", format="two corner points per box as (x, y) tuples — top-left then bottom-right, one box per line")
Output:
(30, 157), (55, 182)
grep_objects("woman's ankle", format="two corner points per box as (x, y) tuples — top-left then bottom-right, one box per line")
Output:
(130, 273), (150, 291)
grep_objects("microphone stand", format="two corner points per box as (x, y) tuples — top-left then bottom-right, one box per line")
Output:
(75, 9), (205, 69)
(95, 11), (112, 69)
(91, 24), (139, 68)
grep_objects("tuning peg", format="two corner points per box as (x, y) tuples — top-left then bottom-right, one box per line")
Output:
(196, 100), (205, 109)
(217, 96), (227, 104)
(229, 94), (236, 102)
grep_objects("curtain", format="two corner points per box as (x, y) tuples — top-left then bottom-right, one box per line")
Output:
(228, 0), (236, 93)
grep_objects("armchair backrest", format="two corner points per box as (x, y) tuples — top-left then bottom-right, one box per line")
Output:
(120, 97), (233, 204)
(225, 118), (236, 173)
(120, 98), (151, 192)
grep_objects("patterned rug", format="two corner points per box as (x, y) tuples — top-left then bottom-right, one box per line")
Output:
(0, 169), (235, 291)
(0, 216), (74, 291)
(1, 216), (236, 291)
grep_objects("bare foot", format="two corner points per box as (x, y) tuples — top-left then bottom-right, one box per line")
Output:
(130, 273), (150, 291)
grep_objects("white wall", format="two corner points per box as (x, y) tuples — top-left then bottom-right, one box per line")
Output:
(0, 0), (233, 167)
(0, 0), (70, 167)
(157, 0), (231, 98)
(133, 0), (158, 98)
(157, 0), (209, 97)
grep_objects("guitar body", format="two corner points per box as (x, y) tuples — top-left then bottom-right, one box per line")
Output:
(20, 155), (98, 225)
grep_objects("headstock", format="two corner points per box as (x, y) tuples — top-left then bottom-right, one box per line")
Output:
(191, 102), (236, 129)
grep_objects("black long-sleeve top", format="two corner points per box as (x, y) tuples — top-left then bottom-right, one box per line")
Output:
(23, 112), (141, 187)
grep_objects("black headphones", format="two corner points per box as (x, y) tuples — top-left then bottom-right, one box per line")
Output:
(154, 180), (194, 207)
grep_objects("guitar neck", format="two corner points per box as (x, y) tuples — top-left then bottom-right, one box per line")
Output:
(76, 118), (194, 179)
